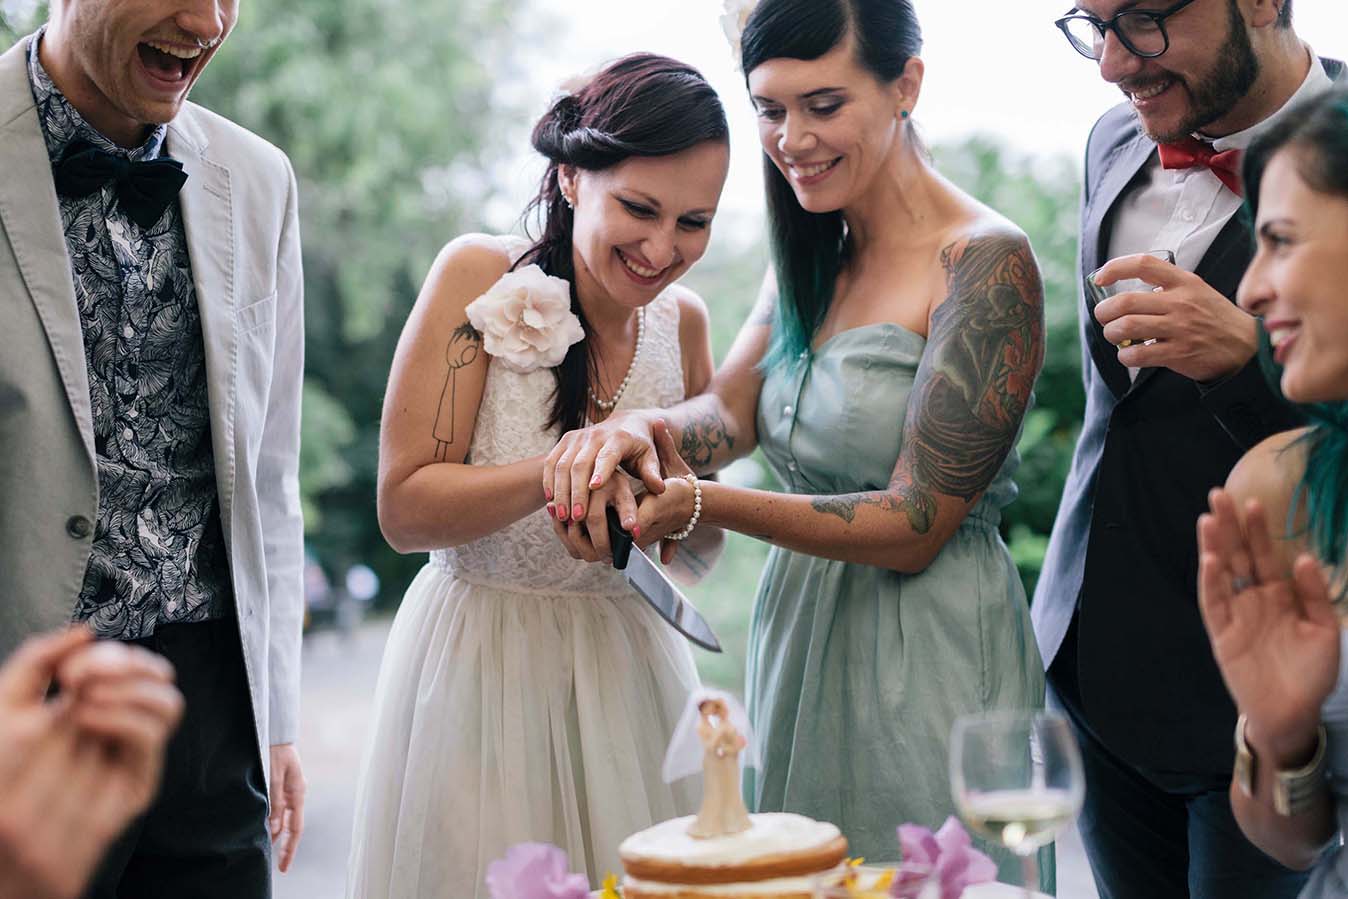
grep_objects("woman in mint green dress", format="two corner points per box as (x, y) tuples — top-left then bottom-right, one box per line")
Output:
(544, 0), (1044, 882)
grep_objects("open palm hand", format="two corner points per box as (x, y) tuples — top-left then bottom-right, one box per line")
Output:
(1198, 490), (1340, 749)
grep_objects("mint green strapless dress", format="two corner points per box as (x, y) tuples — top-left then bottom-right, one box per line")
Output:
(743, 324), (1045, 883)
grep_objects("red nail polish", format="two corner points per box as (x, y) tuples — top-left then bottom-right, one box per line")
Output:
(590, 476), (602, 488)
(557, 505), (568, 522)
(573, 504), (585, 521)
(546, 504), (555, 519)
(544, 488), (553, 501)
(633, 526), (642, 540)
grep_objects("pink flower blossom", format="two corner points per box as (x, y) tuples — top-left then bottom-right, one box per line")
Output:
(892, 817), (998, 899)
(484, 843), (590, 899)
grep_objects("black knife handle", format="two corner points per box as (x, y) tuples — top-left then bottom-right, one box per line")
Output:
(606, 506), (634, 570)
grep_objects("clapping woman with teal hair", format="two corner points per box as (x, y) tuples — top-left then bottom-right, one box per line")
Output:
(1197, 88), (1348, 897)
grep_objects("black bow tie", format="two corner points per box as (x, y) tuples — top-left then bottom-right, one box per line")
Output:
(53, 140), (188, 230)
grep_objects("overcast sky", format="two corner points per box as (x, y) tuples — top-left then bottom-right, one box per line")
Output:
(489, 0), (1348, 231)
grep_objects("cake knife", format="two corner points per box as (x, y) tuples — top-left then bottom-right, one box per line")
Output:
(606, 507), (723, 653)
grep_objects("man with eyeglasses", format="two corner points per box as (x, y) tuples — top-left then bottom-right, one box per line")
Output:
(1033, 0), (1345, 896)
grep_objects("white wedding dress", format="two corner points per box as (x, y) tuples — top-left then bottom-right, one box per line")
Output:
(346, 239), (701, 898)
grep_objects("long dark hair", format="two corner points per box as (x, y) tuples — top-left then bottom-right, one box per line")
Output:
(520, 53), (728, 435)
(740, 0), (922, 370)
(1243, 88), (1348, 587)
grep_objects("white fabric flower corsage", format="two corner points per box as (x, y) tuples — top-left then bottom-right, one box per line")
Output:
(720, 0), (760, 70)
(465, 265), (584, 374)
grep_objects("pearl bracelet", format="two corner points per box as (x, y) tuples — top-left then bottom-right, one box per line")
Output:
(667, 473), (701, 542)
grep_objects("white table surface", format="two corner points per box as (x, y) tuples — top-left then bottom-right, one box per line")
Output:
(964, 884), (1052, 898)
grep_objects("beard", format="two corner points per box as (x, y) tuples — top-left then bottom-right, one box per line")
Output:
(1135, 0), (1260, 143)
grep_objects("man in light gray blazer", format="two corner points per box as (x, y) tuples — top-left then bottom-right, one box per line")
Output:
(0, 0), (306, 894)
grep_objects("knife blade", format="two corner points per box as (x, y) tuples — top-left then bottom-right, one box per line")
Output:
(606, 507), (722, 653)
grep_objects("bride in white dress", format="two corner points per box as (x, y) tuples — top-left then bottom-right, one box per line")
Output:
(345, 54), (732, 898)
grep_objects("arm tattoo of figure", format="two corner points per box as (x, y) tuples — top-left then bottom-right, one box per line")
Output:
(432, 321), (482, 459)
(811, 233), (1043, 534)
(678, 410), (736, 471)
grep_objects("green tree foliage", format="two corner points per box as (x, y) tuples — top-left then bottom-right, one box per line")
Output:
(185, 0), (524, 596)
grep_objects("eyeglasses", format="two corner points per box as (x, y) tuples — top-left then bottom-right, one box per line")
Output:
(1056, 0), (1199, 61)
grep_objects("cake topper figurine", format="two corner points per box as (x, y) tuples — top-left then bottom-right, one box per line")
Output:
(661, 689), (759, 839)
(689, 696), (752, 838)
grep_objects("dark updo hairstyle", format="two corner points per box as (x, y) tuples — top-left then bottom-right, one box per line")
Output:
(1242, 88), (1348, 592)
(740, 0), (922, 370)
(521, 53), (728, 435)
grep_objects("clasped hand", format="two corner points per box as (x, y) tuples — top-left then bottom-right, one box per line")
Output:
(1197, 489), (1341, 766)
(0, 628), (184, 899)
(1093, 254), (1259, 382)
(548, 419), (697, 565)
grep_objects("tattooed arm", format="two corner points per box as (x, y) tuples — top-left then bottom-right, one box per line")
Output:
(378, 235), (552, 552)
(633, 229), (1046, 573)
(543, 271), (777, 524)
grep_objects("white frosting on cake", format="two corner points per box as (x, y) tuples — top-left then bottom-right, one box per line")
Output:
(622, 874), (817, 895)
(619, 813), (841, 867)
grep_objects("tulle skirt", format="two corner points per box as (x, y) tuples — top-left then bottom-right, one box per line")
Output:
(345, 562), (701, 898)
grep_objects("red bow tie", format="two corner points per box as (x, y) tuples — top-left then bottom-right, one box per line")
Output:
(1158, 138), (1244, 197)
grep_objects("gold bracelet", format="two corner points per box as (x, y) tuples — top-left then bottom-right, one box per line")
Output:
(1234, 713), (1329, 816)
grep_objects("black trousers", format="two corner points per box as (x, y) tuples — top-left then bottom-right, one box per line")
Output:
(1049, 616), (1308, 899)
(84, 617), (271, 899)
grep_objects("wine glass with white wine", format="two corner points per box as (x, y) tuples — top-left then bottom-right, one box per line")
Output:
(949, 711), (1084, 897)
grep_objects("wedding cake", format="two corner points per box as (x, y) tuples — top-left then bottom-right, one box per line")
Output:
(619, 812), (847, 898)
(617, 692), (848, 898)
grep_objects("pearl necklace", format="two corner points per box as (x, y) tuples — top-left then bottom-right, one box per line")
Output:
(588, 307), (646, 414)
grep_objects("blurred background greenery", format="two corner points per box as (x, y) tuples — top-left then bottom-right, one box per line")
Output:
(2, 0), (1084, 691)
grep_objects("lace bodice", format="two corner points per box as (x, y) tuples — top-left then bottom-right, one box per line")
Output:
(431, 237), (686, 595)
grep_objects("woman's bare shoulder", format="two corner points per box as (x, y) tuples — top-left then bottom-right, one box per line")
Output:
(1227, 428), (1312, 508)
(1227, 428), (1313, 553)
(417, 233), (517, 316)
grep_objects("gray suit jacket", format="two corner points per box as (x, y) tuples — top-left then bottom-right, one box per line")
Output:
(0, 37), (305, 773)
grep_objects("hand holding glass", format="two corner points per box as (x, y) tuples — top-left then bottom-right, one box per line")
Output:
(1087, 249), (1175, 348)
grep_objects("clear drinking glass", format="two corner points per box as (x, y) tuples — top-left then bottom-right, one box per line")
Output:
(1085, 248), (1175, 347)
(949, 710), (1085, 898)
